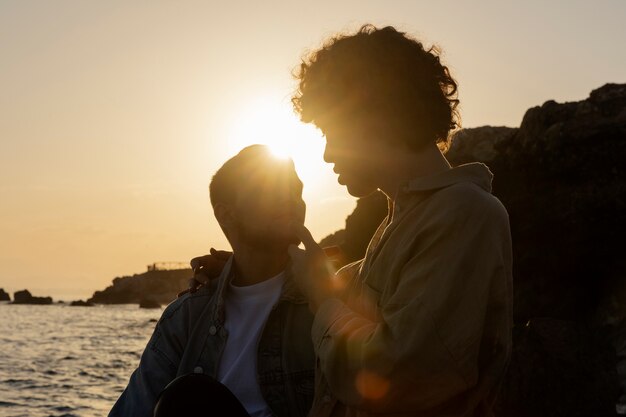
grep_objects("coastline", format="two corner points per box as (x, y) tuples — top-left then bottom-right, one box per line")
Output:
(0, 287), (94, 304)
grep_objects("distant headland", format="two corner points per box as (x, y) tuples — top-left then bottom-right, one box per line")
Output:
(86, 263), (193, 308)
(0, 263), (192, 308)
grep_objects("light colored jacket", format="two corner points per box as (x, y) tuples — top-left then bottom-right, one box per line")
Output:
(309, 163), (514, 417)
(109, 256), (316, 417)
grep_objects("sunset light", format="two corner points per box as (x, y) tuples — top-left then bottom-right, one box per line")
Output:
(1, 2), (624, 416)
(227, 95), (326, 184)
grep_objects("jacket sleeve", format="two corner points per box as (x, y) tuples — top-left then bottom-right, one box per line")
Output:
(108, 302), (188, 417)
(311, 197), (513, 413)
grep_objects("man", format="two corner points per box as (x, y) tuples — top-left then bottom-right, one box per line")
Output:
(284, 24), (514, 416)
(109, 144), (316, 417)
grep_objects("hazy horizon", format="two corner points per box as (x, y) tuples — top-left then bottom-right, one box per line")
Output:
(1, 0), (625, 301)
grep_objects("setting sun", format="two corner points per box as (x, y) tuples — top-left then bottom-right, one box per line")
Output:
(226, 94), (326, 185)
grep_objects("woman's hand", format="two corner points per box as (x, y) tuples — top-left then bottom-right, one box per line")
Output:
(190, 248), (232, 283)
(288, 223), (338, 313)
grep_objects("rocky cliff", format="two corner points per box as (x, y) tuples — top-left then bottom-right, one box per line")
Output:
(87, 268), (193, 307)
(447, 84), (626, 326)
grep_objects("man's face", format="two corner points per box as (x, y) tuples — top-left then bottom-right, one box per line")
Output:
(232, 164), (306, 248)
(320, 120), (381, 198)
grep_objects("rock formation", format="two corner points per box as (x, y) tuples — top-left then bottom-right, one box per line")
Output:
(88, 268), (193, 306)
(319, 191), (388, 265)
(12, 289), (53, 305)
(70, 299), (95, 307)
(0, 288), (10, 301)
(139, 298), (161, 309)
(446, 84), (626, 326)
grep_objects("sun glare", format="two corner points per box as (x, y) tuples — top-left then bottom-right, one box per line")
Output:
(222, 93), (357, 243)
(267, 144), (292, 160)
(227, 95), (326, 185)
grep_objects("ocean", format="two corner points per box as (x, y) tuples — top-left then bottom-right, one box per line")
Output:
(0, 301), (163, 417)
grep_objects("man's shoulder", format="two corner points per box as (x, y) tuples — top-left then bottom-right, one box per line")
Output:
(159, 284), (214, 324)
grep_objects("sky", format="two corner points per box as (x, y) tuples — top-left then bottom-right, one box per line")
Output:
(1, 0), (625, 300)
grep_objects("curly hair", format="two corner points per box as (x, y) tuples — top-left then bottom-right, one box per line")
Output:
(292, 24), (460, 151)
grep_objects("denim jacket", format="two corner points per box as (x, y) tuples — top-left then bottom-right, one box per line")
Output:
(109, 256), (316, 417)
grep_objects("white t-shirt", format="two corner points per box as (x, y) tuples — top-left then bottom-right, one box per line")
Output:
(217, 272), (285, 417)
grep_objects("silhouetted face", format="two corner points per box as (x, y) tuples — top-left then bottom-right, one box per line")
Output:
(320, 120), (382, 198)
(231, 163), (306, 248)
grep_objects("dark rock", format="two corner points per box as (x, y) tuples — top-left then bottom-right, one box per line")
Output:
(447, 126), (517, 163)
(12, 289), (53, 305)
(319, 191), (388, 266)
(319, 229), (345, 252)
(447, 83), (626, 324)
(0, 288), (10, 301)
(447, 84), (626, 415)
(495, 318), (620, 417)
(88, 268), (193, 305)
(139, 298), (161, 309)
(70, 299), (94, 307)
(342, 192), (389, 262)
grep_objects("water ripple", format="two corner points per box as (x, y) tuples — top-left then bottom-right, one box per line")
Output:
(0, 303), (161, 417)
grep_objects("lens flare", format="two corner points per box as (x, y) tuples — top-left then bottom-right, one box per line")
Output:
(355, 370), (390, 400)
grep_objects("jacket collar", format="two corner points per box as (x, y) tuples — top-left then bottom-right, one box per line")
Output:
(401, 162), (494, 194)
(280, 261), (308, 304)
(210, 255), (308, 324)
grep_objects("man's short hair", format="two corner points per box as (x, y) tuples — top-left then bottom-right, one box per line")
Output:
(209, 144), (294, 208)
(292, 24), (460, 152)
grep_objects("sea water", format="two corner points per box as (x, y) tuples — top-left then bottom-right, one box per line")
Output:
(0, 301), (162, 417)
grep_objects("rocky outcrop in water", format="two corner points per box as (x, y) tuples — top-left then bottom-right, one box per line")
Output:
(12, 289), (53, 305)
(70, 300), (94, 307)
(139, 298), (161, 309)
(88, 268), (192, 306)
(0, 288), (10, 301)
